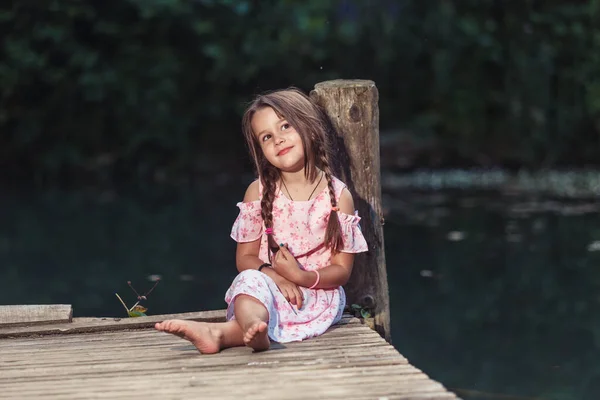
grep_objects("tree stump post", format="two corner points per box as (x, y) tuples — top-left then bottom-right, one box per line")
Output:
(310, 80), (391, 342)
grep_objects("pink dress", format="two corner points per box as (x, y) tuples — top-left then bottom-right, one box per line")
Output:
(226, 176), (368, 343)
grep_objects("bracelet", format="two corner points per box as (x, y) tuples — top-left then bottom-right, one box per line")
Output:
(308, 270), (320, 289)
(257, 263), (271, 272)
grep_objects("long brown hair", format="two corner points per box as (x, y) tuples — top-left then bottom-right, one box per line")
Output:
(241, 88), (344, 257)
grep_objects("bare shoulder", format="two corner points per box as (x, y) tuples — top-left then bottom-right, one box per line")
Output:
(243, 180), (260, 203)
(338, 187), (355, 214)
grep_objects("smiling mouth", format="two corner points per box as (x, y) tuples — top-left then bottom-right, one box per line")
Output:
(277, 147), (293, 156)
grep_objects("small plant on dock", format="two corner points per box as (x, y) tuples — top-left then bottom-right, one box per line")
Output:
(350, 303), (372, 319)
(115, 279), (160, 317)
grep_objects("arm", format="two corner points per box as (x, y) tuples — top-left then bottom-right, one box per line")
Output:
(235, 180), (286, 283)
(293, 251), (354, 289)
(274, 188), (356, 289)
(235, 180), (263, 271)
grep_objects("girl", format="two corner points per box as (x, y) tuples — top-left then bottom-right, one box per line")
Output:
(155, 88), (368, 352)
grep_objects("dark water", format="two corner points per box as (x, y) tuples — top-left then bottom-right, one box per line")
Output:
(2, 182), (599, 400)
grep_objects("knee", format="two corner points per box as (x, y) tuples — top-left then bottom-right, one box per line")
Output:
(235, 269), (272, 289)
(233, 269), (264, 284)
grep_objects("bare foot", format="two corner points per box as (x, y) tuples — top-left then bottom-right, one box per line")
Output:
(155, 320), (222, 354)
(243, 320), (270, 352)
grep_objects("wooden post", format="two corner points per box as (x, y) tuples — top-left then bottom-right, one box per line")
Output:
(310, 79), (391, 342)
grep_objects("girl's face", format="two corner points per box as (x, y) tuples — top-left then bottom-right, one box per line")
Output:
(252, 107), (305, 172)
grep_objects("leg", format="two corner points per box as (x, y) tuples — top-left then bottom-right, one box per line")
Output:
(234, 294), (270, 351)
(155, 320), (244, 354)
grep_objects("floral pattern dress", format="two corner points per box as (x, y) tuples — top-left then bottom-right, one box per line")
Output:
(226, 176), (368, 343)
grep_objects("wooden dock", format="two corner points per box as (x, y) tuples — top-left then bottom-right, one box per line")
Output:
(0, 310), (458, 400)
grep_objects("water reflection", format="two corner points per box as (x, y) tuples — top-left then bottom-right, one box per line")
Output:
(386, 192), (600, 400)
(1, 187), (599, 400)
(0, 183), (244, 317)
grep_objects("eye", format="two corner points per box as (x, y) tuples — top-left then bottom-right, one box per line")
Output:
(261, 134), (272, 142)
(280, 123), (290, 131)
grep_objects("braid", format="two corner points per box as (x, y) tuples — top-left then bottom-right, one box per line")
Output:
(240, 87), (346, 254)
(319, 151), (344, 253)
(260, 166), (280, 261)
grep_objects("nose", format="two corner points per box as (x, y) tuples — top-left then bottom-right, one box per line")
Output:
(275, 133), (285, 145)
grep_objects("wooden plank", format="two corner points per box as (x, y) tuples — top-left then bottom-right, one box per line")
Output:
(1, 373), (442, 395)
(0, 304), (72, 326)
(0, 310), (362, 339)
(0, 361), (422, 386)
(0, 319), (363, 346)
(0, 364), (440, 390)
(0, 344), (403, 372)
(310, 80), (391, 341)
(0, 309), (226, 338)
(0, 377), (452, 400)
(0, 345), (402, 370)
(0, 336), (392, 359)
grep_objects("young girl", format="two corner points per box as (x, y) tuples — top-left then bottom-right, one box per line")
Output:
(155, 88), (368, 352)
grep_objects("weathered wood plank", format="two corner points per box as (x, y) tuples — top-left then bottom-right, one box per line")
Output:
(0, 304), (72, 326)
(0, 364), (427, 388)
(0, 345), (402, 372)
(0, 320), (367, 347)
(0, 379), (452, 400)
(0, 324), (377, 349)
(0, 310), (362, 339)
(0, 367), (442, 392)
(1, 377), (444, 396)
(0, 339), (392, 361)
(0, 346), (402, 371)
(0, 309), (226, 338)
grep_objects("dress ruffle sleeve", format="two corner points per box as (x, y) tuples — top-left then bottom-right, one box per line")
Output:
(338, 211), (369, 253)
(230, 201), (263, 243)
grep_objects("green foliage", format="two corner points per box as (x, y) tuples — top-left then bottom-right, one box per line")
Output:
(350, 303), (372, 319)
(397, 1), (600, 166)
(1, 0), (599, 185)
(127, 308), (147, 318)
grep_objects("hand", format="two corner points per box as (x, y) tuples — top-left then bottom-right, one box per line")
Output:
(272, 244), (302, 283)
(273, 275), (304, 309)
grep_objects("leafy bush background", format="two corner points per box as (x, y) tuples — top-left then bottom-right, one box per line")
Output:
(1, 0), (599, 186)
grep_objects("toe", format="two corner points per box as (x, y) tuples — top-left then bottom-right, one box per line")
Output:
(243, 333), (252, 344)
(245, 325), (255, 337)
(165, 321), (181, 333)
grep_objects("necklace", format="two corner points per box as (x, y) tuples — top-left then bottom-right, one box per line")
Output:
(281, 171), (324, 201)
